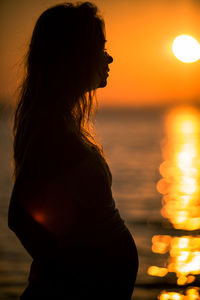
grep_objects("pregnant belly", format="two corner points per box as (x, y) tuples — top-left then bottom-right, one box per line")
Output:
(103, 225), (138, 274)
(89, 207), (139, 284)
(95, 205), (138, 262)
(28, 205), (138, 298)
(81, 227), (139, 299)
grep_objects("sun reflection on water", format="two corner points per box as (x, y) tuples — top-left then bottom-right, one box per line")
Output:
(157, 108), (200, 230)
(147, 107), (200, 299)
(150, 235), (200, 284)
(159, 287), (200, 300)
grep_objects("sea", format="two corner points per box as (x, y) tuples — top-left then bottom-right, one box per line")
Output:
(0, 104), (198, 300)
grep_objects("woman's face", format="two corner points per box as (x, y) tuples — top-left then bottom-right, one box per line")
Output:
(92, 49), (113, 89)
(98, 50), (113, 88)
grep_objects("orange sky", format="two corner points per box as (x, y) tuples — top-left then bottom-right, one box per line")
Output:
(1, 0), (200, 107)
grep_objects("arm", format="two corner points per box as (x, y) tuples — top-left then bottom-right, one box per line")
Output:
(8, 155), (113, 262)
(8, 175), (79, 263)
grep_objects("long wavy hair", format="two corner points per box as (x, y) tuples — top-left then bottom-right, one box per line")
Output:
(13, 2), (107, 180)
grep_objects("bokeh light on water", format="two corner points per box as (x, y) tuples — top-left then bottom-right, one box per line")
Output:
(147, 107), (200, 299)
(157, 108), (200, 230)
(159, 287), (200, 300)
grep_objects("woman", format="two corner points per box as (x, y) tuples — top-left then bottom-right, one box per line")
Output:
(8, 2), (138, 299)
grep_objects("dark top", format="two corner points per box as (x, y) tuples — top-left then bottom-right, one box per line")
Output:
(8, 125), (138, 299)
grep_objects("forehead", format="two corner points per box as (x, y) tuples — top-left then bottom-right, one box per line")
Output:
(95, 17), (106, 41)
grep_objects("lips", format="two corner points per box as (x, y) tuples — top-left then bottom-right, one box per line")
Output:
(106, 68), (110, 77)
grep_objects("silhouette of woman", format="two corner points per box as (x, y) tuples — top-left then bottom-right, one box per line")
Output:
(8, 2), (138, 299)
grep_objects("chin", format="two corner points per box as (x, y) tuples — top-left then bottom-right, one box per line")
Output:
(98, 78), (107, 88)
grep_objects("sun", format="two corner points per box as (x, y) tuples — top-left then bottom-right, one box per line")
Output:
(172, 35), (200, 63)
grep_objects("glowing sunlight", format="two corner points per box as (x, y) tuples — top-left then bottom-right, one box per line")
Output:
(172, 35), (200, 63)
